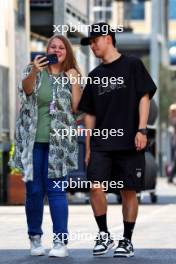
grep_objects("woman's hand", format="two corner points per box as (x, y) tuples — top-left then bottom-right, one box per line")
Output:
(66, 68), (82, 113)
(33, 55), (49, 73)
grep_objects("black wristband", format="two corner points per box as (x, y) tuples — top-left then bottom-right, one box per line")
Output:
(137, 128), (148, 135)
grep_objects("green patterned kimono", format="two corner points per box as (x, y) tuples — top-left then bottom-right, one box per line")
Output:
(9, 65), (79, 182)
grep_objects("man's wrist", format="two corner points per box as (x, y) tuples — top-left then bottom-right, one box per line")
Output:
(137, 128), (148, 135)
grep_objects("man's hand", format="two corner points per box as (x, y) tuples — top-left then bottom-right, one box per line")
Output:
(85, 148), (91, 166)
(135, 132), (147, 151)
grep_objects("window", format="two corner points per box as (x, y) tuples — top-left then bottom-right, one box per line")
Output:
(169, 0), (176, 19)
(106, 0), (112, 7)
(95, 0), (112, 7)
(124, 2), (145, 20)
(95, 0), (102, 6)
(17, 0), (25, 27)
(95, 11), (103, 20)
(106, 11), (112, 20)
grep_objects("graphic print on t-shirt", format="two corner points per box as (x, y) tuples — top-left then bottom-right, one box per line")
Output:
(98, 76), (126, 96)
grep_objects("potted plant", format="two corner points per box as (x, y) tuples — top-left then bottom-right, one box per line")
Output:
(7, 144), (25, 205)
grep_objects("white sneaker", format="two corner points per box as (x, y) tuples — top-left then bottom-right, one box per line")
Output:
(93, 231), (115, 256)
(30, 235), (45, 256)
(113, 238), (134, 258)
(48, 238), (69, 258)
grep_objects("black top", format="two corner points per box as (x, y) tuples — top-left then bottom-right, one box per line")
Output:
(78, 55), (157, 151)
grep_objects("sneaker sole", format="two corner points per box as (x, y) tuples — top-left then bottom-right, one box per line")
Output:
(48, 251), (69, 258)
(30, 251), (45, 256)
(48, 254), (69, 258)
(113, 252), (134, 258)
(93, 242), (115, 256)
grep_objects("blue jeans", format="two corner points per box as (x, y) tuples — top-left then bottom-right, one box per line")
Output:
(25, 143), (68, 243)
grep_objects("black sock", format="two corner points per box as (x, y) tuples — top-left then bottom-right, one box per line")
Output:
(95, 214), (108, 233)
(123, 221), (135, 241)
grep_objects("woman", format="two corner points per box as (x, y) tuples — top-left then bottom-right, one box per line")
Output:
(10, 35), (82, 257)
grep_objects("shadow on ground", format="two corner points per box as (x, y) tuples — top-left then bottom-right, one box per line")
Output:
(0, 249), (176, 264)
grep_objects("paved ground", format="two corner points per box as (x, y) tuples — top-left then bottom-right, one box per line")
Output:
(0, 177), (176, 264)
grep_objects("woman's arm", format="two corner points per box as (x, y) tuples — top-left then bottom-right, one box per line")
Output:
(66, 68), (82, 113)
(22, 66), (38, 95)
(22, 55), (49, 95)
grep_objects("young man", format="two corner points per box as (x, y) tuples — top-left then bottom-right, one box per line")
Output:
(78, 22), (157, 257)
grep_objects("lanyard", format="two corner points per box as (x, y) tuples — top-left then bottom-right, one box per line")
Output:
(48, 74), (57, 102)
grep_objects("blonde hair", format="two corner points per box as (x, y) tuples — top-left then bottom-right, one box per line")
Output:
(47, 35), (81, 75)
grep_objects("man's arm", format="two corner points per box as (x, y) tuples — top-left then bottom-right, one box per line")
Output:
(84, 114), (96, 165)
(135, 93), (150, 151)
(138, 93), (150, 129)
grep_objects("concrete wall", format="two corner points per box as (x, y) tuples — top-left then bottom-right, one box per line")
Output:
(0, 0), (30, 141)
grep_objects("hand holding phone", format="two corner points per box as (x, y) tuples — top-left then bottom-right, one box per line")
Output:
(33, 55), (49, 73)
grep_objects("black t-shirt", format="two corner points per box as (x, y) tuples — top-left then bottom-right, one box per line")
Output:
(78, 55), (157, 151)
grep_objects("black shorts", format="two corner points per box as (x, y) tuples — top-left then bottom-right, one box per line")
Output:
(87, 150), (145, 192)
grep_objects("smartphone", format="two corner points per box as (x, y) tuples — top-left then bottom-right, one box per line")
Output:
(31, 52), (59, 65)
(31, 52), (45, 62)
(46, 54), (59, 65)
